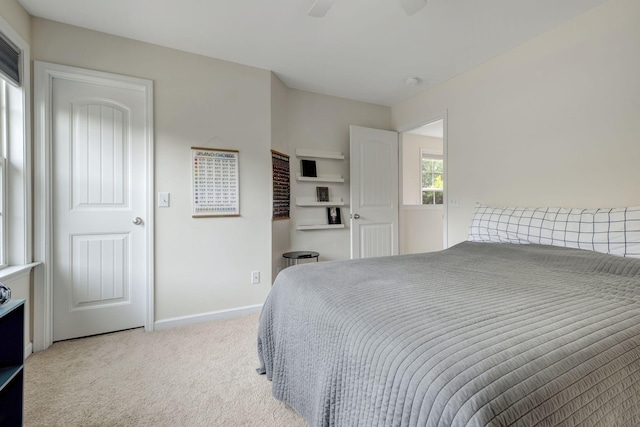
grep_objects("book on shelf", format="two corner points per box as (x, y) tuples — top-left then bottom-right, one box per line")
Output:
(327, 207), (341, 225)
(301, 159), (317, 177)
(316, 186), (329, 202)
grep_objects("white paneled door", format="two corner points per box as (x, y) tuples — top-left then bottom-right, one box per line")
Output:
(51, 72), (151, 341)
(350, 126), (399, 259)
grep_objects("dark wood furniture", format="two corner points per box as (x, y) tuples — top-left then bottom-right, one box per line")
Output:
(0, 299), (24, 426)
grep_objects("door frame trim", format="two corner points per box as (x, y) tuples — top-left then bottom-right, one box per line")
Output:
(33, 61), (155, 351)
(397, 110), (449, 250)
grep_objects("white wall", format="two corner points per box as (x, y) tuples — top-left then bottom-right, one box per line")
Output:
(29, 18), (392, 324)
(32, 18), (273, 322)
(0, 0), (29, 42)
(286, 89), (391, 261)
(400, 133), (443, 254)
(392, 0), (640, 245)
(400, 209), (443, 254)
(18, 0), (632, 328)
(270, 73), (291, 281)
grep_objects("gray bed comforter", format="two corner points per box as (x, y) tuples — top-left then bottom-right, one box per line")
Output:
(257, 242), (640, 426)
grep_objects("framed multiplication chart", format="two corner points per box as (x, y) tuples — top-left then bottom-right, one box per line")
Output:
(191, 147), (240, 217)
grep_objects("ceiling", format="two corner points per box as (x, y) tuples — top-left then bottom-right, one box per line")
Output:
(406, 119), (443, 138)
(18, 0), (607, 106)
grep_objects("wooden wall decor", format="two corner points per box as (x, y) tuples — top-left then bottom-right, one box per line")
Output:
(271, 150), (290, 220)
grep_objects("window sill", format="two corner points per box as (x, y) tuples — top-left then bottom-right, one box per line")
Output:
(0, 262), (41, 282)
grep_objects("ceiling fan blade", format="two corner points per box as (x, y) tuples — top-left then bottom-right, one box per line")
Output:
(398, 0), (426, 16)
(308, 0), (334, 17)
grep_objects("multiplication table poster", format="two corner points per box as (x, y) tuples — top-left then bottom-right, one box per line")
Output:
(191, 147), (240, 217)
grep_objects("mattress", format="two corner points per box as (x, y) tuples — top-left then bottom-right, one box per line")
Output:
(257, 242), (640, 426)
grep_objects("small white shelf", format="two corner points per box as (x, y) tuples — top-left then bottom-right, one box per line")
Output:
(295, 149), (344, 160)
(296, 197), (345, 207)
(296, 174), (344, 183)
(296, 224), (346, 231)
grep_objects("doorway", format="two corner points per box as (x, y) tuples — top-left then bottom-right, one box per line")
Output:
(399, 117), (447, 254)
(34, 62), (155, 347)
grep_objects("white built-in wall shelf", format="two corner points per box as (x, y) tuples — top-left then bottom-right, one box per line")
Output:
(296, 224), (346, 231)
(296, 197), (345, 207)
(294, 148), (345, 230)
(296, 174), (344, 183)
(295, 149), (344, 160)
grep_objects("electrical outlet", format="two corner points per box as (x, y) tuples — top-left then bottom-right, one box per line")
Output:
(251, 271), (260, 284)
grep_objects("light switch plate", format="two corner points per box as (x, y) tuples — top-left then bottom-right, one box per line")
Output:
(158, 192), (170, 207)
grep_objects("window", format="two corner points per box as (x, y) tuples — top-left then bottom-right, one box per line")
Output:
(0, 78), (7, 267)
(421, 151), (443, 205)
(0, 23), (29, 270)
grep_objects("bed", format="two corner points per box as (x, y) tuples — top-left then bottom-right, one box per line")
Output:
(257, 206), (640, 426)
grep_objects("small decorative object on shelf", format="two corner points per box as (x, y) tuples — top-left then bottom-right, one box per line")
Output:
(316, 186), (329, 202)
(327, 207), (342, 225)
(301, 159), (317, 177)
(0, 282), (10, 305)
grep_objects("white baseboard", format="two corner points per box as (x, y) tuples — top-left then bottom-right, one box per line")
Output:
(24, 341), (33, 360)
(153, 304), (263, 331)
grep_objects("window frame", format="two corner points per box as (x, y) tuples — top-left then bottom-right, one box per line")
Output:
(420, 150), (443, 206)
(0, 146), (5, 268)
(0, 17), (31, 271)
(0, 80), (6, 267)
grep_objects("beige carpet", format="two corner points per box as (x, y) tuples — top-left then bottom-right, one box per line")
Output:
(24, 313), (306, 426)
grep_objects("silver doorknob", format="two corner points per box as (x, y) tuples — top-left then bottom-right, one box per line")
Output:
(353, 214), (361, 220)
(133, 217), (143, 225)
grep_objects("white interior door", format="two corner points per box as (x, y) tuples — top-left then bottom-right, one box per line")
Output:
(350, 126), (399, 259)
(51, 72), (151, 341)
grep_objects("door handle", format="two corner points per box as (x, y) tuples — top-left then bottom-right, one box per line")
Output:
(352, 214), (361, 220)
(133, 217), (143, 225)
